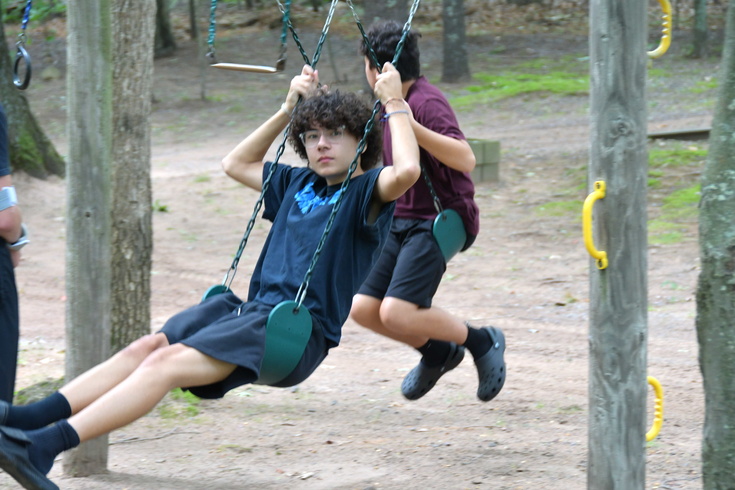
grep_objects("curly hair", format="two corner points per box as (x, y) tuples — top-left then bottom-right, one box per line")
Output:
(289, 89), (382, 171)
(359, 20), (421, 82)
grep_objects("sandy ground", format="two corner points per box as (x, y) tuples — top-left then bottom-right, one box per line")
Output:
(1, 22), (714, 490)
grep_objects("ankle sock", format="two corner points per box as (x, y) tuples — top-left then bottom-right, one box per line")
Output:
(417, 340), (452, 367)
(26, 419), (80, 475)
(463, 324), (493, 359)
(6, 392), (72, 430)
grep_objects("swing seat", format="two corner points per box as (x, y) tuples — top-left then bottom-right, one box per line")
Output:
(433, 209), (466, 262)
(202, 284), (231, 301)
(255, 300), (312, 386)
(212, 59), (286, 74)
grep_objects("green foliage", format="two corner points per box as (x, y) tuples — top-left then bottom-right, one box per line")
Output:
(4, 0), (66, 24)
(649, 145), (707, 168)
(450, 57), (588, 107)
(690, 77), (718, 94)
(158, 388), (201, 419)
(534, 199), (583, 218)
(153, 200), (169, 212)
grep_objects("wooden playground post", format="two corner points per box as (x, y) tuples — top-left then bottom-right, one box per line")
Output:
(588, 0), (649, 488)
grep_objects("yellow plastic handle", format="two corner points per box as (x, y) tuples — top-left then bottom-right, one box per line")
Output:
(648, 0), (673, 59)
(646, 376), (664, 442)
(582, 181), (608, 270)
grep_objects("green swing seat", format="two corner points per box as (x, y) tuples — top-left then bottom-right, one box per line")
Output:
(433, 209), (466, 262)
(202, 287), (312, 386)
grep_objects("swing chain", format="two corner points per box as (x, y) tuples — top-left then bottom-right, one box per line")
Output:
(295, 0), (422, 307)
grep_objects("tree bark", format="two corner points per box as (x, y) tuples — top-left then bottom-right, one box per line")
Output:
(155, 0), (177, 57)
(110, 0), (155, 352)
(64, 0), (113, 476)
(0, 2), (65, 178)
(587, 0), (649, 488)
(441, 0), (470, 83)
(692, 0), (708, 58)
(363, 0), (409, 26)
(697, 1), (735, 486)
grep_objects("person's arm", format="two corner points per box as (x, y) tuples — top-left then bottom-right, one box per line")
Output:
(373, 63), (421, 205)
(222, 65), (320, 191)
(0, 174), (23, 268)
(411, 121), (476, 174)
(0, 174), (21, 243)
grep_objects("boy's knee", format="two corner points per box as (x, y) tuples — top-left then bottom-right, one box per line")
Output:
(380, 297), (417, 333)
(121, 333), (168, 361)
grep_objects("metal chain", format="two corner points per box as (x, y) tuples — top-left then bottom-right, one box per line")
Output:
(295, 0), (422, 307)
(218, 0), (339, 291)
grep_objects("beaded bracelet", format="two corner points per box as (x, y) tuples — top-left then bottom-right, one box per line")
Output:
(382, 110), (409, 121)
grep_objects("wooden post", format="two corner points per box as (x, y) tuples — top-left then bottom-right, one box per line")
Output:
(588, 1), (649, 488)
(64, 0), (112, 475)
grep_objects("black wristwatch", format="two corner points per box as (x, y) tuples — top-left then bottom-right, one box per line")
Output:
(7, 223), (29, 251)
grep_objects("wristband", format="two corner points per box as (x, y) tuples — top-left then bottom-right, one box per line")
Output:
(7, 223), (29, 251)
(0, 186), (17, 211)
(280, 103), (292, 117)
(382, 110), (409, 121)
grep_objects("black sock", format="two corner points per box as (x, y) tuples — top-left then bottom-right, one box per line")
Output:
(26, 420), (80, 475)
(6, 392), (72, 430)
(463, 324), (493, 359)
(417, 340), (452, 367)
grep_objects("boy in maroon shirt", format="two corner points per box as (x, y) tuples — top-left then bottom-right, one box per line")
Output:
(351, 20), (506, 402)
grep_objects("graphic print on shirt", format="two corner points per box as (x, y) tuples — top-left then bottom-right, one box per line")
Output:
(294, 182), (342, 214)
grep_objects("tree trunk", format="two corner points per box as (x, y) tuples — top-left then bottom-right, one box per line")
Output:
(155, 0), (177, 57)
(692, 0), (708, 58)
(0, 3), (64, 178)
(64, 0), (113, 476)
(441, 0), (470, 83)
(110, 0), (155, 352)
(587, 0), (649, 488)
(697, 1), (735, 486)
(363, 0), (409, 26)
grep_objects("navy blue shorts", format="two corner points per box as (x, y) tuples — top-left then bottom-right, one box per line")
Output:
(160, 292), (328, 399)
(357, 218), (447, 308)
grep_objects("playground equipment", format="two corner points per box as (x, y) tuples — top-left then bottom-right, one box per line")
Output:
(203, 0), (422, 386)
(647, 0), (673, 59)
(13, 0), (32, 90)
(587, 1), (672, 486)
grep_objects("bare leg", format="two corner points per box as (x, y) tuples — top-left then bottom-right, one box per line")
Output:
(351, 294), (468, 347)
(59, 333), (170, 415)
(68, 343), (236, 442)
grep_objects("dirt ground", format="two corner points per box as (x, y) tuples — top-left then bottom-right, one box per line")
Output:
(0, 14), (714, 490)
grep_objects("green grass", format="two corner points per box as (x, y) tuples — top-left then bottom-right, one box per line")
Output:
(449, 57), (588, 107)
(535, 199), (583, 217)
(158, 388), (201, 419)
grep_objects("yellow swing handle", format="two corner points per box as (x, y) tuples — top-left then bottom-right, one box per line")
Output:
(648, 0), (673, 59)
(646, 376), (664, 441)
(582, 181), (608, 270)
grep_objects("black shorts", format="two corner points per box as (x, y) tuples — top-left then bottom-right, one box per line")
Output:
(357, 218), (446, 308)
(160, 292), (328, 398)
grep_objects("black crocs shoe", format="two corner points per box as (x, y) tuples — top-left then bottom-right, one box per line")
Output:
(0, 426), (58, 490)
(401, 343), (465, 401)
(474, 327), (506, 402)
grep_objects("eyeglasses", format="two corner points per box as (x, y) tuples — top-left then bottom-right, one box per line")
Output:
(299, 127), (346, 148)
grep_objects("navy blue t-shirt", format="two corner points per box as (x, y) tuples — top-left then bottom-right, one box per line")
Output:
(247, 163), (394, 347)
(0, 105), (10, 177)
